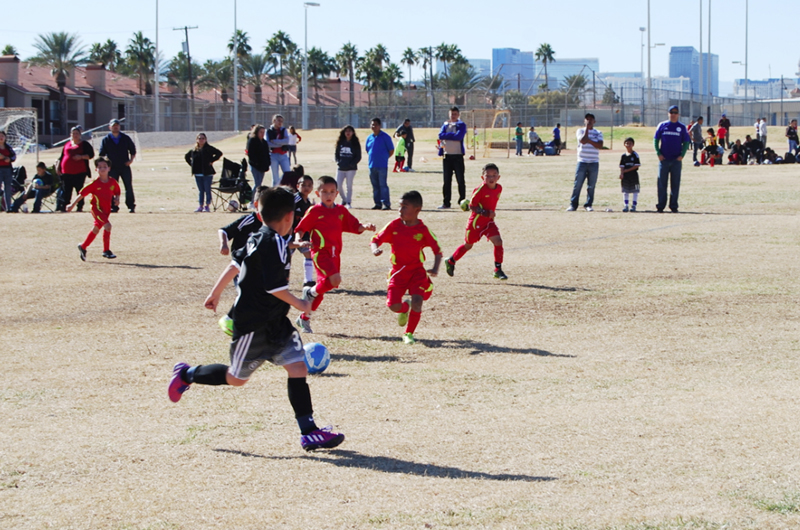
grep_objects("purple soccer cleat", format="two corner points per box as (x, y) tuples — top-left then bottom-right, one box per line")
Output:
(301, 426), (345, 452)
(168, 362), (191, 403)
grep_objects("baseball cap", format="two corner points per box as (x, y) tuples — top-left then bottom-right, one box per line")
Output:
(109, 119), (121, 126)
(668, 105), (679, 113)
(721, 113), (726, 117)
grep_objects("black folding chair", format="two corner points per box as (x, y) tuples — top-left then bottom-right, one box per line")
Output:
(212, 158), (249, 212)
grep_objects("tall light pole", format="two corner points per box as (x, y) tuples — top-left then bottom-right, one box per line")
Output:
(232, 0), (238, 131)
(302, 2), (320, 130)
(699, 0), (703, 102)
(745, 0), (749, 114)
(154, 0), (159, 132)
(707, 0), (711, 102)
(646, 0), (651, 125)
(639, 27), (646, 88)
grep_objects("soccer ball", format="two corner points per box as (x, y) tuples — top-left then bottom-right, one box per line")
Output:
(459, 199), (470, 212)
(304, 342), (330, 375)
(227, 200), (239, 212)
(32, 178), (44, 187)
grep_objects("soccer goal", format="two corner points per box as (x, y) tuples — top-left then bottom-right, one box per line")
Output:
(0, 107), (38, 165)
(469, 109), (512, 159)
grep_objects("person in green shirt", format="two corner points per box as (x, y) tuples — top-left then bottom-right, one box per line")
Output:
(515, 122), (524, 156)
(393, 131), (407, 172)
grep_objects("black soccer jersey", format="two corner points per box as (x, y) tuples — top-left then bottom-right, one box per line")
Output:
(293, 193), (313, 232)
(221, 213), (263, 253)
(619, 151), (641, 192)
(230, 225), (295, 339)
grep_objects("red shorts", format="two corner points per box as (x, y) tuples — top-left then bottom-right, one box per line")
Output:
(387, 266), (433, 306)
(312, 250), (340, 279)
(465, 221), (500, 244)
(91, 208), (110, 229)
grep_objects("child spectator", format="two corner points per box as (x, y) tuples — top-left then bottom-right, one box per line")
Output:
(393, 131), (407, 173)
(334, 125), (361, 209)
(786, 119), (798, 156)
(728, 140), (746, 165)
(527, 127), (543, 155)
(287, 126), (301, 165)
(10, 162), (53, 213)
(619, 138), (641, 212)
(168, 186), (345, 452)
(744, 135), (764, 164)
(717, 125), (728, 150)
(69, 157), (121, 260)
(689, 116), (705, 166)
(702, 128), (718, 166)
(294, 175), (316, 288)
(371, 191), (442, 345)
(293, 176), (375, 333)
(445, 163), (507, 280)
(552, 123), (562, 153)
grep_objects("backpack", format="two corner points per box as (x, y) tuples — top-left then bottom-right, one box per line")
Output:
(784, 152), (796, 164)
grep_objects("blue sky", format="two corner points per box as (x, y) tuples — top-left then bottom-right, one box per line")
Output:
(3, 0), (796, 92)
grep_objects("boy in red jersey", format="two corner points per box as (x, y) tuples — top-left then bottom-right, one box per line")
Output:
(294, 176), (375, 333)
(371, 190), (441, 345)
(444, 163), (507, 280)
(68, 157), (121, 261)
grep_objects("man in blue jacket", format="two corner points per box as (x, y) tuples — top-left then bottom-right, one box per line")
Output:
(99, 119), (137, 213)
(365, 118), (394, 210)
(654, 106), (691, 213)
(438, 106), (467, 209)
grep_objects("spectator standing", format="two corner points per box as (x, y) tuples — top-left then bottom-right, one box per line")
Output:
(717, 114), (731, 148)
(759, 118), (768, 148)
(552, 123), (562, 153)
(689, 116), (705, 166)
(527, 127), (543, 155)
(0, 130), (16, 212)
(57, 126), (94, 212)
(335, 125), (361, 209)
(786, 119), (798, 156)
(566, 113), (603, 212)
(287, 126), (301, 165)
(394, 119), (415, 171)
(365, 118), (394, 210)
(99, 119), (137, 213)
(267, 114), (291, 185)
(438, 106), (467, 209)
(514, 122), (524, 156)
(185, 133), (223, 212)
(246, 124), (271, 200)
(654, 106), (691, 213)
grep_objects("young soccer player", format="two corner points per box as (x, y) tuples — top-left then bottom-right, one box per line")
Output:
(294, 175), (316, 288)
(444, 163), (507, 280)
(168, 186), (344, 452)
(393, 131), (407, 173)
(218, 185), (269, 257)
(619, 137), (641, 212)
(371, 191), (442, 345)
(69, 157), (121, 261)
(294, 176), (375, 333)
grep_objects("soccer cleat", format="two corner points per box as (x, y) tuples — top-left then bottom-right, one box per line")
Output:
(493, 268), (508, 280)
(623, 206), (629, 212)
(630, 205), (637, 212)
(296, 315), (313, 333)
(302, 286), (317, 302)
(397, 301), (410, 327)
(102, 250), (117, 259)
(402, 333), (416, 345)
(168, 362), (191, 403)
(218, 315), (233, 337)
(78, 244), (87, 262)
(445, 258), (455, 277)
(301, 426), (345, 451)
(303, 280), (316, 288)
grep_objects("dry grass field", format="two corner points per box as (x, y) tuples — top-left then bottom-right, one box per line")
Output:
(2, 125), (799, 529)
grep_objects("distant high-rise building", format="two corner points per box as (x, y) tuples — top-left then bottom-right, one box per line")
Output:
(545, 58), (600, 88)
(468, 59), (491, 79)
(669, 46), (718, 95)
(491, 48), (536, 93)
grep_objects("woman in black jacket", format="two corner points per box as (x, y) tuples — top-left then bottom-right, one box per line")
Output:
(246, 124), (271, 199)
(185, 133), (222, 212)
(334, 125), (361, 208)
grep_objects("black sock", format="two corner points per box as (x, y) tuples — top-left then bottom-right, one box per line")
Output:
(495, 262), (502, 269)
(287, 377), (317, 434)
(187, 364), (229, 386)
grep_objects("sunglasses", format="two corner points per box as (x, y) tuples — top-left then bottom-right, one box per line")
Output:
(669, 111), (679, 115)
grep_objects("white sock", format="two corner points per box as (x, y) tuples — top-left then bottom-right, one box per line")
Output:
(623, 192), (629, 205)
(632, 192), (639, 205)
(304, 258), (314, 283)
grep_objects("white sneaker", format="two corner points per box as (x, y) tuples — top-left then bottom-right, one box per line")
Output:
(296, 315), (313, 333)
(566, 206), (576, 212)
(585, 206), (594, 212)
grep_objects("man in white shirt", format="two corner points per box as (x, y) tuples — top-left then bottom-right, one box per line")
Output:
(758, 118), (768, 147)
(567, 113), (603, 212)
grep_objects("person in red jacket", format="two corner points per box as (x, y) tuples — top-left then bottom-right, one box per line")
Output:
(57, 126), (94, 212)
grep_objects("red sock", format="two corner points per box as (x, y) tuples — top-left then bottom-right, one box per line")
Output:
(82, 231), (98, 249)
(311, 292), (324, 311)
(315, 277), (335, 296)
(452, 244), (469, 262)
(103, 230), (111, 252)
(494, 245), (504, 265)
(406, 310), (421, 334)
(397, 302), (409, 314)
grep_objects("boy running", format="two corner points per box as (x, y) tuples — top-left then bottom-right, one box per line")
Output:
(168, 186), (344, 452)
(294, 176), (375, 333)
(69, 157), (121, 261)
(218, 185), (269, 257)
(371, 191), (442, 345)
(444, 163), (507, 280)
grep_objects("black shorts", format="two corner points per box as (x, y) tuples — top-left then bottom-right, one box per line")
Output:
(229, 327), (304, 380)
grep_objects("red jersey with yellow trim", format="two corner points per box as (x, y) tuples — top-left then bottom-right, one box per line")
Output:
(80, 177), (120, 216)
(294, 203), (362, 256)
(372, 218), (441, 271)
(467, 182), (502, 231)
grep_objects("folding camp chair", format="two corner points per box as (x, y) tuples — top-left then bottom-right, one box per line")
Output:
(212, 158), (249, 212)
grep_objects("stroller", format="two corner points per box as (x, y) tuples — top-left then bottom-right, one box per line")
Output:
(212, 158), (252, 212)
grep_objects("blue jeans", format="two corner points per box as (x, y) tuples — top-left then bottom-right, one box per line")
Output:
(515, 137), (523, 156)
(369, 167), (390, 207)
(657, 158), (682, 211)
(570, 162), (599, 209)
(0, 167), (13, 212)
(250, 166), (265, 191)
(789, 139), (798, 156)
(194, 175), (213, 205)
(271, 153), (291, 185)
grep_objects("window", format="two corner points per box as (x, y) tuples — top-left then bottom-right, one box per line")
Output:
(85, 101), (94, 114)
(67, 99), (78, 121)
(49, 100), (60, 121)
(0, 96), (5, 107)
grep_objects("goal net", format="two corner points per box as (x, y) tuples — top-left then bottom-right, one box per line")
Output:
(469, 109), (511, 158)
(0, 108), (38, 166)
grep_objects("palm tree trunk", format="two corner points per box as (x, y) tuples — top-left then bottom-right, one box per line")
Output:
(348, 67), (354, 125)
(59, 88), (67, 134)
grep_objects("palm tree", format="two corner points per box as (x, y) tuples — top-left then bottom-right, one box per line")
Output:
(166, 51), (201, 95)
(2, 45), (19, 56)
(401, 48), (417, 88)
(371, 44), (390, 68)
(335, 42), (359, 122)
(307, 47), (335, 106)
(356, 53), (381, 108)
(535, 43), (556, 122)
(561, 74), (588, 105)
(29, 32), (87, 134)
(240, 53), (271, 104)
(227, 30), (251, 60)
(126, 31), (156, 95)
(446, 63), (481, 104)
(418, 46), (436, 120)
(89, 39), (122, 72)
(200, 59), (234, 103)
(265, 31), (295, 106)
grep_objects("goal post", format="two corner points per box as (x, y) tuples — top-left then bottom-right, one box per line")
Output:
(0, 107), (38, 165)
(470, 109), (511, 159)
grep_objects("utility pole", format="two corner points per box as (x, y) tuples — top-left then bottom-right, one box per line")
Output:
(174, 26), (198, 130)
(154, 0), (159, 132)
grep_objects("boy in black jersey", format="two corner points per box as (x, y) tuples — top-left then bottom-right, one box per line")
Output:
(169, 186), (344, 452)
(218, 185), (269, 256)
(619, 138), (641, 212)
(294, 175), (315, 287)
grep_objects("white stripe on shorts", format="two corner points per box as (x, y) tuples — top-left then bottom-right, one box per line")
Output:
(232, 332), (254, 377)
